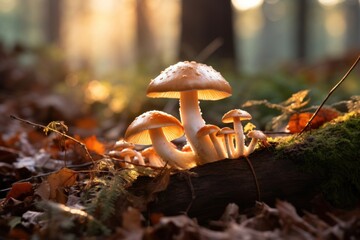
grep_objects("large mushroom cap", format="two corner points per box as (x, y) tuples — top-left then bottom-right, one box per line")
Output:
(147, 61), (232, 100)
(222, 109), (252, 123)
(125, 110), (184, 145)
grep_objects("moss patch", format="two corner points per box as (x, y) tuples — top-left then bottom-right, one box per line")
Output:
(276, 112), (360, 208)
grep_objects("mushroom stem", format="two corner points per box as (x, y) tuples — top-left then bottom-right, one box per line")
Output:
(245, 138), (259, 156)
(245, 130), (267, 156)
(149, 128), (197, 169)
(179, 91), (220, 163)
(224, 135), (235, 158)
(209, 134), (227, 159)
(233, 118), (246, 158)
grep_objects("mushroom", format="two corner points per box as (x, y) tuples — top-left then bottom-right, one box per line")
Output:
(113, 139), (135, 150)
(141, 147), (165, 168)
(245, 130), (267, 156)
(196, 124), (227, 159)
(124, 110), (197, 169)
(146, 61), (232, 164)
(109, 148), (144, 167)
(216, 127), (236, 159)
(222, 109), (252, 158)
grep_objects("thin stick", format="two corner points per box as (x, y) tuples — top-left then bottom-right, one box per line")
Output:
(299, 55), (360, 135)
(244, 156), (261, 201)
(10, 115), (94, 162)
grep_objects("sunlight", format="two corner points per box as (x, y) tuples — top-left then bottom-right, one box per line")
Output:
(109, 89), (129, 113)
(318, 0), (344, 7)
(85, 80), (110, 102)
(325, 10), (346, 37)
(231, 0), (264, 11)
(0, 0), (17, 13)
(61, 0), (136, 73)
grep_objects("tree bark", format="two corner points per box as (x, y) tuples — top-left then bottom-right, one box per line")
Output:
(132, 149), (322, 224)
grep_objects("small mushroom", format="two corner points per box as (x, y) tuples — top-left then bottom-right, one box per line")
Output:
(109, 148), (144, 167)
(222, 109), (252, 158)
(141, 147), (165, 168)
(113, 139), (135, 150)
(125, 110), (197, 169)
(245, 130), (267, 156)
(216, 127), (236, 159)
(197, 124), (227, 159)
(146, 61), (232, 164)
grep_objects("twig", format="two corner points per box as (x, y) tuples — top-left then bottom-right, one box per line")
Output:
(244, 156), (261, 201)
(10, 115), (94, 163)
(196, 37), (224, 62)
(299, 55), (360, 135)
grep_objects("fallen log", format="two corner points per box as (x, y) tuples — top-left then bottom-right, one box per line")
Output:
(131, 113), (360, 224)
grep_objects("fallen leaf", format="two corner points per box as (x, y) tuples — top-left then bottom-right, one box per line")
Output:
(287, 108), (340, 133)
(6, 182), (33, 201)
(81, 135), (106, 155)
(34, 180), (50, 200)
(46, 168), (77, 203)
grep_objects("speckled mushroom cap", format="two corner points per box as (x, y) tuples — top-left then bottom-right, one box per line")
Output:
(147, 61), (232, 100)
(222, 109), (252, 123)
(125, 110), (184, 145)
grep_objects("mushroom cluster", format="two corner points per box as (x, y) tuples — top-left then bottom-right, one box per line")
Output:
(112, 61), (268, 169)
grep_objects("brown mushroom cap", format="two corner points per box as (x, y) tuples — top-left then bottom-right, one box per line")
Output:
(114, 139), (135, 149)
(222, 109), (252, 123)
(247, 130), (267, 140)
(216, 127), (235, 136)
(146, 61), (232, 100)
(125, 110), (184, 145)
(196, 124), (221, 138)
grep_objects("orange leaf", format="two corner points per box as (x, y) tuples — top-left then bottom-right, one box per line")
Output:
(6, 182), (33, 201)
(46, 168), (77, 203)
(83, 135), (105, 155)
(287, 108), (340, 133)
(6, 182), (32, 200)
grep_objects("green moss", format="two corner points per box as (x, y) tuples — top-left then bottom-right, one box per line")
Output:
(276, 112), (360, 208)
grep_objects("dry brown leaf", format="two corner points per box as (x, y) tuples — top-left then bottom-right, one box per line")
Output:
(34, 180), (50, 200)
(46, 168), (77, 203)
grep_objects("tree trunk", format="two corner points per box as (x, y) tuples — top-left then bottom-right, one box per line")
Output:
(179, 0), (235, 66)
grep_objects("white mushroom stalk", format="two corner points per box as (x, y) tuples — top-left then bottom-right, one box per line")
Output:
(125, 110), (197, 170)
(245, 130), (267, 156)
(197, 124), (227, 159)
(149, 128), (196, 169)
(222, 109), (252, 158)
(179, 91), (219, 162)
(217, 127), (236, 159)
(141, 147), (165, 168)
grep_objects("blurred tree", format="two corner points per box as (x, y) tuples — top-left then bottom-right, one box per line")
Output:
(136, 0), (156, 62)
(180, 0), (235, 67)
(46, 0), (61, 44)
(296, 0), (308, 62)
